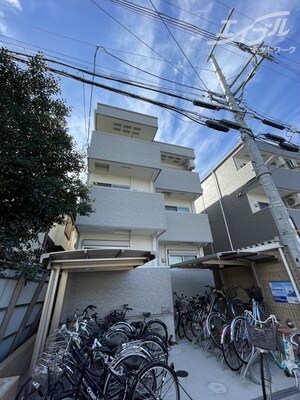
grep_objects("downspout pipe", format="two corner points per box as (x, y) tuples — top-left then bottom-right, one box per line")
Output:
(212, 171), (234, 251)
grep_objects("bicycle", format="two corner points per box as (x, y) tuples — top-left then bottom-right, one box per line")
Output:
(245, 311), (300, 400)
(108, 308), (169, 344)
(206, 286), (246, 349)
(221, 285), (271, 371)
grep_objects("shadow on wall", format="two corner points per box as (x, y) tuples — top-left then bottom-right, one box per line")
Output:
(170, 268), (214, 298)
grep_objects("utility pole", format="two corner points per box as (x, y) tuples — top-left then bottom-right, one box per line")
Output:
(207, 22), (300, 274)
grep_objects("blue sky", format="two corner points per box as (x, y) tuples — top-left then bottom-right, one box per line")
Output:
(1, 0), (300, 179)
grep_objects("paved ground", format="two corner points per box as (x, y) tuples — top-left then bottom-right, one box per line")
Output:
(169, 338), (300, 400)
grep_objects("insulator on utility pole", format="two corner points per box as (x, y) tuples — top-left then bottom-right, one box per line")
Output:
(265, 133), (285, 143)
(193, 99), (220, 110)
(261, 119), (285, 130)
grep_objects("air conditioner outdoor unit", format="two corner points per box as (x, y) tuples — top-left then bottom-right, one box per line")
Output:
(286, 158), (298, 169)
(186, 159), (195, 171)
(284, 193), (300, 208)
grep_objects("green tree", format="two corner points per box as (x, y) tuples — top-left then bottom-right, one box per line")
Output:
(0, 48), (93, 279)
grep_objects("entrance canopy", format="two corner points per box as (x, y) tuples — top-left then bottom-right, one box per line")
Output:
(171, 250), (277, 270)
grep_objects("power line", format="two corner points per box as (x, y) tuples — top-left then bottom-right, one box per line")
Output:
(0, 35), (213, 99)
(88, 0), (204, 89)
(8, 51), (210, 125)
(148, 0), (209, 91)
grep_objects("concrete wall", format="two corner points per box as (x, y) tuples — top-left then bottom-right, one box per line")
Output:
(170, 268), (214, 298)
(60, 266), (175, 337)
(0, 334), (36, 385)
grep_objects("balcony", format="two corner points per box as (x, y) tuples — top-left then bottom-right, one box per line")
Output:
(267, 166), (300, 192)
(158, 212), (212, 245)
(288, 209), (300, 232)
(95, 103), (158, 141)
(76, 186), (166, 235)
(155, 167), (202, 200)
(88, 132), (161, 180)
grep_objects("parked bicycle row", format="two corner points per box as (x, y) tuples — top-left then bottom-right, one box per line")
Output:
(174, 285), (300, 400)
(16, 305), (181, 400)
(173, 285), (271, 345)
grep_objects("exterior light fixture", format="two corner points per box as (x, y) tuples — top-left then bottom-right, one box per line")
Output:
(261, 119), (285, 130)
(205, 120), (229, 132)
(278, 142), (299, 152)
(193, 99), (220, 111)
(265, 133), (285, 143)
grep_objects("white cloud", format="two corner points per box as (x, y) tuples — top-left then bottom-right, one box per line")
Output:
(2, 0), (22, 11)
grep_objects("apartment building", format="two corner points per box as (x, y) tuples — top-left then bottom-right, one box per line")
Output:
(195, 139), (300, 253)
(76, 103), (213, 266)
(195, 139), (300, 325)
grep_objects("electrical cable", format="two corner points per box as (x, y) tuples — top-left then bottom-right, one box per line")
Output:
(148, 0), (209, 91)
(0, 35), (214, 99)
(88, 0), (205, 89)
(9, 52), (210, 126)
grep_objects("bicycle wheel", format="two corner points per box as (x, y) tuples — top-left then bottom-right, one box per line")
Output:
(177, 314), (186, 339)
(191, 308), (203, 336)
(258, 301), (271, 321)
(183, 311), (195, 342)
(109, 321), (133, 332)
(232, 316), (253, 363)
(144, 319), (168, 342)
(260, 352), (272, 400)
(130, 360), (180, 400)
(105, 328), (129, 346)
(103, 352), (149, 399)
(15, 377), (45, 400)
(221, 324), (243, 371)
(207, 312), (226, 349)
(140, 338), (168, 363)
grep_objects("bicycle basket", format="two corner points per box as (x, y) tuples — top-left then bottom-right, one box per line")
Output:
(33, 330), (72, 386)
(246, 321), (277, 351)
(245, 286), (264, 302)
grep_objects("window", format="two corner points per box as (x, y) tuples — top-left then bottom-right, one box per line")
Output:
(93, 182), (130, 190)
(257, 202), (269, 210)
(165, 206), (190, 212)
(167, 250), (198, 265)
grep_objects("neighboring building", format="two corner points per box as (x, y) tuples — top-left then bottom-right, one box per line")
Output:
(76, 103), (213, 266)
(195, 139), (300, 253)
(41, 215), (78, 253)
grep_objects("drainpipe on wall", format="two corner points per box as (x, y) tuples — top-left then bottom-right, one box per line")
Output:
(212, 171), (234, 251)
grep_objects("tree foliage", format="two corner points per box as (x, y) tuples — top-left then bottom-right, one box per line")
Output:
(0, 48), (93, 278)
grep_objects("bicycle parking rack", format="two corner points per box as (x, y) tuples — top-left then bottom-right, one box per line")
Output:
(240, 350), (261, 385)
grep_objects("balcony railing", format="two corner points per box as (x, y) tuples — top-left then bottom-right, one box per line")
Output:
(76, 186), (166, 235)
(155, 167), (202, 200)
(158, 211), (212, 245)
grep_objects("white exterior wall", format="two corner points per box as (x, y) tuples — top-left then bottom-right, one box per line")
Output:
(131, 236), (153, 251)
